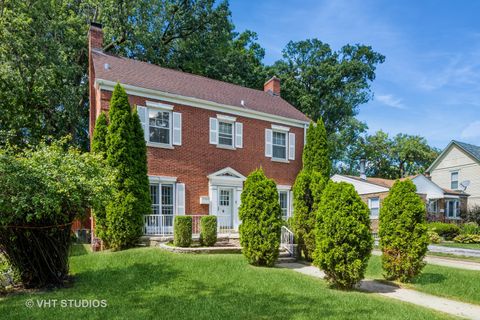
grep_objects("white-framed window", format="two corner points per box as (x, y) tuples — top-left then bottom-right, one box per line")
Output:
(451, 171), (459, 190)
(218, 121), (234, 147)
(209, 115), (243, 149)
(273, 131), (287, 160)
(265, 126), (295, 161)
(279, 190), (289, 220)
(368, 197), (380, 219)
(150, 183), (175, 216)
(137, 103), (182, 148)
(427, 199), (438, 213)
(446, 199), (460, 219)
(149, 109), (171, 145)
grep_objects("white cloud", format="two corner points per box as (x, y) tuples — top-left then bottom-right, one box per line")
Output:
(461, 121), (480, 138)
(375, 94), (406, 109)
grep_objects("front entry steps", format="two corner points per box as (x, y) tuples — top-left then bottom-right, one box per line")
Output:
(277, 249), (296, 263)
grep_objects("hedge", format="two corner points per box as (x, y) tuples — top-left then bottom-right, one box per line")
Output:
(200, 216), (217, 246)
(174, 216), (192, 247)
(427, 222), (460, 240)
(454, 234), (480, 244)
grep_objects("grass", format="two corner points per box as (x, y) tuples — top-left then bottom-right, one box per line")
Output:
(435, 242), (480, 250)
(366, 255), (480, 305)
(0, 246), (455, 320)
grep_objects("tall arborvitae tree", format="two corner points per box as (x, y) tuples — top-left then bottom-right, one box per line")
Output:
(105, 84), (145, 250)
(379, 180), (429, 282)
(239, 169), (282, 267)
(303, 119), (331, 177)
(292, 119), (330, 260)
(314, 181), (372, 289)
(91, 112), (109, 243)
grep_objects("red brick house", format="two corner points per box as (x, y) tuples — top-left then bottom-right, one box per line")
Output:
(88, 24), (309, 237)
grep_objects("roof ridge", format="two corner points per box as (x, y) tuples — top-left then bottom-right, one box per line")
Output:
(94, 50), (283, 100)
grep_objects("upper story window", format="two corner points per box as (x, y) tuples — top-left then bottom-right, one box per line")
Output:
(272, 131), (287, 160)
(138, 102), (182, 148)
(368, 197), (380, 219)
(451, 171), (459, 190)
(149, 109), (170, 145)
(210, 115), (243, 149)
(265, 125), (295, 162)
(218, 121), (234, 147)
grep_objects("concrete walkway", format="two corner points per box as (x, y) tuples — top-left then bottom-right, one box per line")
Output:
(277, 262), (480, 320)
(372, 250), (480, 271)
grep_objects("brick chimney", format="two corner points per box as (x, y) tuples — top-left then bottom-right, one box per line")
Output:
(89, 22), (103, 51)
(264, 76), (281, 96)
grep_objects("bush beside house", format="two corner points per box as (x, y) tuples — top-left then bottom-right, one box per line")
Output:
(200, 216), (217, 246)
(314, 181), (373, 289)
(174, 216), (192, 247)
(379, 180), (429, 282)
(239, 169), (282, 267)
(427, 222), (460, 241)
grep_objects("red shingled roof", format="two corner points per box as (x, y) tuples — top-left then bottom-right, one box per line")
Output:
(92, 50), (310, 122)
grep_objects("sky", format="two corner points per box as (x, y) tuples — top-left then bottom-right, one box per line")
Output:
(229, 0), (480, 149)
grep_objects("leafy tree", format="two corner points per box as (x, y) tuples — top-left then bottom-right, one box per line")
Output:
(391, 134), (439, 178)
(270, 39), (384, 165)
(105, 84), (146, 250)
(314, 181), (373, 289)
(239, 169), (282, 267)
(379, 180), (429, 282)
(91, 112), (109, 242)
(0, 140), (112, 288)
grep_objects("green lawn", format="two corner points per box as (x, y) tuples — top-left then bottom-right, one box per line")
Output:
(427, 251), (480, 263)
(0, 247), (455, 320)
(366, 255), (480, 305)
(435, 242), (480, 250)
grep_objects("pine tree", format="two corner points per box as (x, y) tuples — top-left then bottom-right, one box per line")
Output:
(239, 169), (282, 266)
(379, 179), (429, 282)
(314, 181), (373, 289)
(105, 84), (144, 250)
(91, 112), (109, 243)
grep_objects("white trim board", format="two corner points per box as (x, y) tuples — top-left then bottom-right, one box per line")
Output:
(95, 79), (310, 128)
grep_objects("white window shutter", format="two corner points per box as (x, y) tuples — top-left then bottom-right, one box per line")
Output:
(235, 122), (243, 148)
(209, 118), (218, 144)
(172, 112), (182, 145)
(210, 188), (218, 216)
(137, 106), (148, 141)
(265, 129), (272, 157)
(176, 183), (185, 215)
(288, 132), (295, 160)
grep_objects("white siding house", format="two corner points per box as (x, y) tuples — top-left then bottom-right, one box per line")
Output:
(427, 141), (480, 209)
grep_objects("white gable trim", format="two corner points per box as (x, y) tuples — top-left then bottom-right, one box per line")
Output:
(427, 141), (480, 172)
(96, 79), (309, 128)
(207, 167), (246, 187)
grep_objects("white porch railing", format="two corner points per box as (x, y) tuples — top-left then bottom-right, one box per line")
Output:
(280, 226), (295, 257)
(143, 214), (237, 236)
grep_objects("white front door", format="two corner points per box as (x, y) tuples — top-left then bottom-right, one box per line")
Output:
(218, 187), (233, 230)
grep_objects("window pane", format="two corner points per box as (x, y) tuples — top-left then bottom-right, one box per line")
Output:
(273, 145), (286, 159)
(273, 132), (286, 146)
(149, 127), (170, 144)
(150, 185), (159, 215)
(369, 198), (380, 218)
(218, 122), (233, 146)
(220, 190), (230, 206)
(161, 184), (174, 216)
(451, 172), (458, 189)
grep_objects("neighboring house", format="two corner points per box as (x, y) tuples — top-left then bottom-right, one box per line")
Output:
(427, 140), (480, 211)
(88, 24), (309, 237)
(331, 172), (468, 231)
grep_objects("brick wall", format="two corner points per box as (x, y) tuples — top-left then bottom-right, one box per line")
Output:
(93, 89), (305, 215)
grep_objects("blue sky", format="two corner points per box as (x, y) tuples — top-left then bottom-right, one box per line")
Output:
(229, 0), (480, 149)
